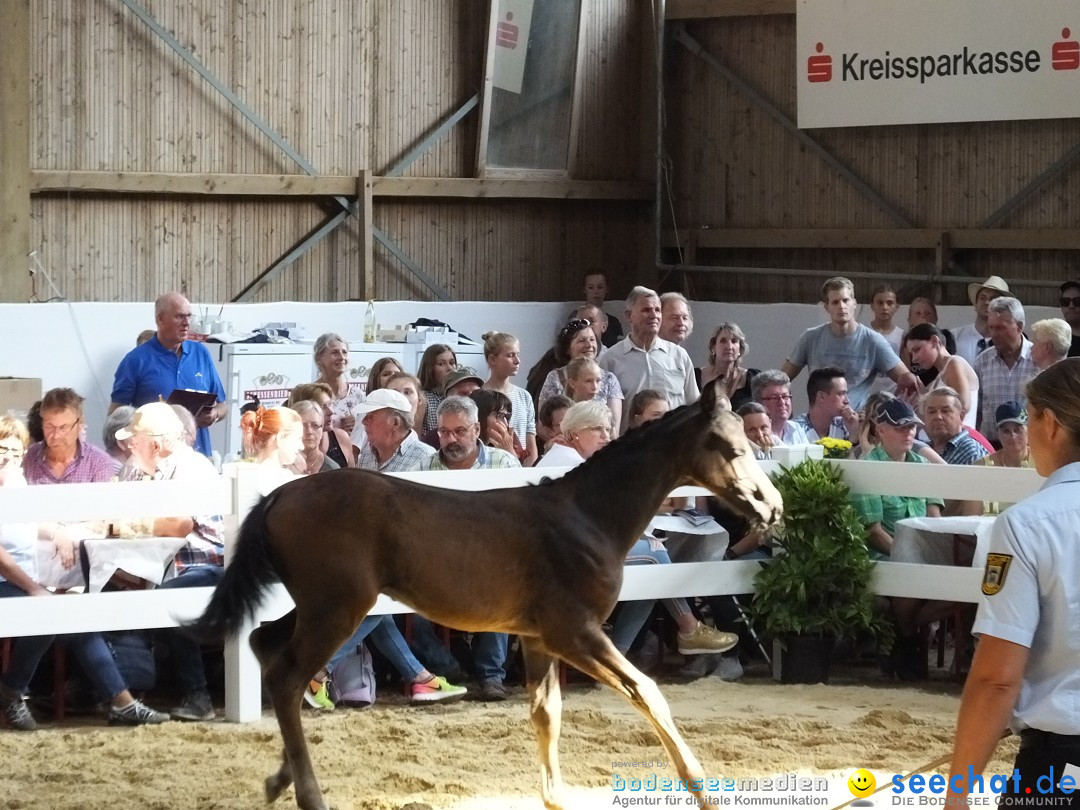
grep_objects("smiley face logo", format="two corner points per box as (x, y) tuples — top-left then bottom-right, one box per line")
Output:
(848, 768), (876, 798)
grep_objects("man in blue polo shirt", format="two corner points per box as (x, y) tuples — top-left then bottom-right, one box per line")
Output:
(109, 292), (226, 458)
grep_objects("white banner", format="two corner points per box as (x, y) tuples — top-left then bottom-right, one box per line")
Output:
(797, 0), (1080, 128)
(492, 0), (535, 95)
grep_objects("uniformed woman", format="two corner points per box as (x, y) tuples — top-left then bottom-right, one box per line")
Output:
(946, 357), (1080, 806)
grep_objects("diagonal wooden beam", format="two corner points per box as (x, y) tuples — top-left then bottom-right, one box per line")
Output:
(673, 26), (915, 228)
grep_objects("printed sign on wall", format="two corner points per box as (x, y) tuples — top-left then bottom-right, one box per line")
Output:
(492, 0), (535, 95)
(797, 0), (1079, 128)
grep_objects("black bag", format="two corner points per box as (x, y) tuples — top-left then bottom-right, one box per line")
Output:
(104, 630), (156, 692)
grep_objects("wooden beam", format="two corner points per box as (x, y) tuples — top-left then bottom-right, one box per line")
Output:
(0, 0), (31, 303)
(371, 177), (653, 200)
(666, 0), (795, 19)
(360, 170), (374, 302)
(32, 170), (359, 196)
(662, 227), (1080, 250)
(31, 171), (652, 201)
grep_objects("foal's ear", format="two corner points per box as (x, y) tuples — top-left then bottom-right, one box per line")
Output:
(700, 379), (718, 414)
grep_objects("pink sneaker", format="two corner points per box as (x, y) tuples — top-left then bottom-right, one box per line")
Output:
(408, 676), (467, 704)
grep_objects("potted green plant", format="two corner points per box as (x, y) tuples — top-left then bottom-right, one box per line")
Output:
(749, 457), (889, 683)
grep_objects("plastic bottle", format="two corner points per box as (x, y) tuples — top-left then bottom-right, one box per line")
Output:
(363, 300), (377, 343)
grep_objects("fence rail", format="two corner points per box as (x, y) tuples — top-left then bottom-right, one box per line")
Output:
(0, 460), (1043, 721)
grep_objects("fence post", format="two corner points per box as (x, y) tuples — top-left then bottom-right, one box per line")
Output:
(223, 463), (265, 722)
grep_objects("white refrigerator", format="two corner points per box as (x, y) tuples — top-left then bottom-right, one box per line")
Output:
(209, 341), (414, 459)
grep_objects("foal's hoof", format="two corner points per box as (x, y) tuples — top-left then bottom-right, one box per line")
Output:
(265, 773), (289, 803)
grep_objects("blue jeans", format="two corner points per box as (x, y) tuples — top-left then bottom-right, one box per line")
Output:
(327, 615), (424, 683)
(473, 633), (508, 684)
(0, 581), (127, 701)
(156, 565), (224, 694)
(609, 538), (694, 654)
(407, 615), (464, 674)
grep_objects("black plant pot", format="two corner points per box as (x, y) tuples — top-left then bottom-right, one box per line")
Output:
(780, 635), (835, 684)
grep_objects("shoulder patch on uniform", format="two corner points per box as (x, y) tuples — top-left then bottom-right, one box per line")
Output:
(982, 553), (1013, 596)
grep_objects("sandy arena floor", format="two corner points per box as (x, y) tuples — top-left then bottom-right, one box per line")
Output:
(0, 673), (1019, 810)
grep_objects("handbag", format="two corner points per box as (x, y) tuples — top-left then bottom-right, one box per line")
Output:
(327, 643), (376, 708)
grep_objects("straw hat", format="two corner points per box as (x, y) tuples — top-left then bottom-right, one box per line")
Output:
(967, 275), (1010, 305)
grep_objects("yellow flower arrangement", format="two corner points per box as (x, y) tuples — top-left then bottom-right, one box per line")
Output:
(815, 437), (852, 459)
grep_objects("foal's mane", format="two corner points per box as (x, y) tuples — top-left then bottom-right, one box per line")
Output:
(537, 400), (702, 489)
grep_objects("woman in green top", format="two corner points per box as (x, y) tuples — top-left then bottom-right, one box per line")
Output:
(852, 398), (943, 561)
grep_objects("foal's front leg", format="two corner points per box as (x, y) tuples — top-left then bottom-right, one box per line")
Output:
(550, 627), (711, 807)
(520, 636), (566, 810)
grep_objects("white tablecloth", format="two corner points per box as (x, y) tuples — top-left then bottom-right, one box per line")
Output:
(36, 537), (187, 592)
(892, 515), (998, 568)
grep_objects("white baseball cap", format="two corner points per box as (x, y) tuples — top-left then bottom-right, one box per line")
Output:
(354, 388), (412, 416)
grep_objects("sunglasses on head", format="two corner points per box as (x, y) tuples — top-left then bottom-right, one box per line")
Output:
(560, 319), (591, 337)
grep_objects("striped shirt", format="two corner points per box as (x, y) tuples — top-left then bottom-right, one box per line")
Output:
(936, 431), (989, 466)
(972, 340), (1037, 443)
(357, 431), (436, 473)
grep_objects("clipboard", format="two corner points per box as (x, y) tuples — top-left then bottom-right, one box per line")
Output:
(166, 388), (218, 417)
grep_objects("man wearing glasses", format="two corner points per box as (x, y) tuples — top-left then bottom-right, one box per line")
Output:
(109, 292), (226, 459)
(422, 396), (519, 702)
(750, 370), (809, 446)
(21, 387), (115, 572)
(1060, 280), (1080, 358)
(424, 396), (519, 472)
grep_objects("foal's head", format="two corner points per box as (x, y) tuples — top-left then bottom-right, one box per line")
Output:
(687, 382), (783, 532)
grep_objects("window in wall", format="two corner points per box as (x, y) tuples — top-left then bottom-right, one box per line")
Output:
(477, 0), (586, 177)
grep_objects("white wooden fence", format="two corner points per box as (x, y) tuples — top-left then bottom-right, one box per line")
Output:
(0, 460), (1044, 722)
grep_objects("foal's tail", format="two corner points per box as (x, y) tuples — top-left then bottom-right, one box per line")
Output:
(184, 493), (282, 642)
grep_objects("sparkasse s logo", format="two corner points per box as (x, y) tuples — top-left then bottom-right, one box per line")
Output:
(807, 42), (832, 82)
(806, 28), (1078, 84)
(1053, 28), (1080, 70)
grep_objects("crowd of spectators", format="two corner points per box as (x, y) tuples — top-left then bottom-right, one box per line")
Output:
(2, 274), (1076, 729)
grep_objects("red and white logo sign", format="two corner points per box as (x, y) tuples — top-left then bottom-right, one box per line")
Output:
(496, 12), (519, 50)
(807, 42), (833, 82)
(798, 0), (1080, 128)
(1052, 27), (1079, 70)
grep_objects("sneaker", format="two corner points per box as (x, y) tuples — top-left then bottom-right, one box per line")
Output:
(409, 676), (467, 704)
(2, 695), (37, 731)
(475, 679), (508, 702)
(107, 699), (169, 726)
(714, 652), (744, 682)
(171, 689), (216, 722)
(302, 680), (335, 711)
(677, 622), (739, 655)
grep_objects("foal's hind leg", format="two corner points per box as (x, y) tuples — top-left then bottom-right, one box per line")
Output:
(547, 626), (710, 807)
(251, 611), (299, 802)
(264, 604), (376, 810)
(520, 637), (566, 810)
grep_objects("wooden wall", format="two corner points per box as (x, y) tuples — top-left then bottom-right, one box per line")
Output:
(663, 14), (1080, 306)
(27, 0), (650, 304)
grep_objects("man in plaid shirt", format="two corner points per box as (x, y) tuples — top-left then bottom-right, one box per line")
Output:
(355, 389), (435, 473)
(973, 297), (1038, 445)
(117, 402), (223, 722)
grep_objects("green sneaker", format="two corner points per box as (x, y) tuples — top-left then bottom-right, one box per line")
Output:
(409, 675), (467, 704)
(302, 679), (335, 711)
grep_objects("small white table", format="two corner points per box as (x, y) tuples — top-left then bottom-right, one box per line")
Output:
(36, 537), (187, 592)
(892, 515), (998, 569)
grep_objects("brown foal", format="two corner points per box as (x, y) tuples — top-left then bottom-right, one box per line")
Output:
(189, 381), (782, 810)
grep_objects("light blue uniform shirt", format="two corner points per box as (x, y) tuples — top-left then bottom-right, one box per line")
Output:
(973, 461), (1080, 735)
